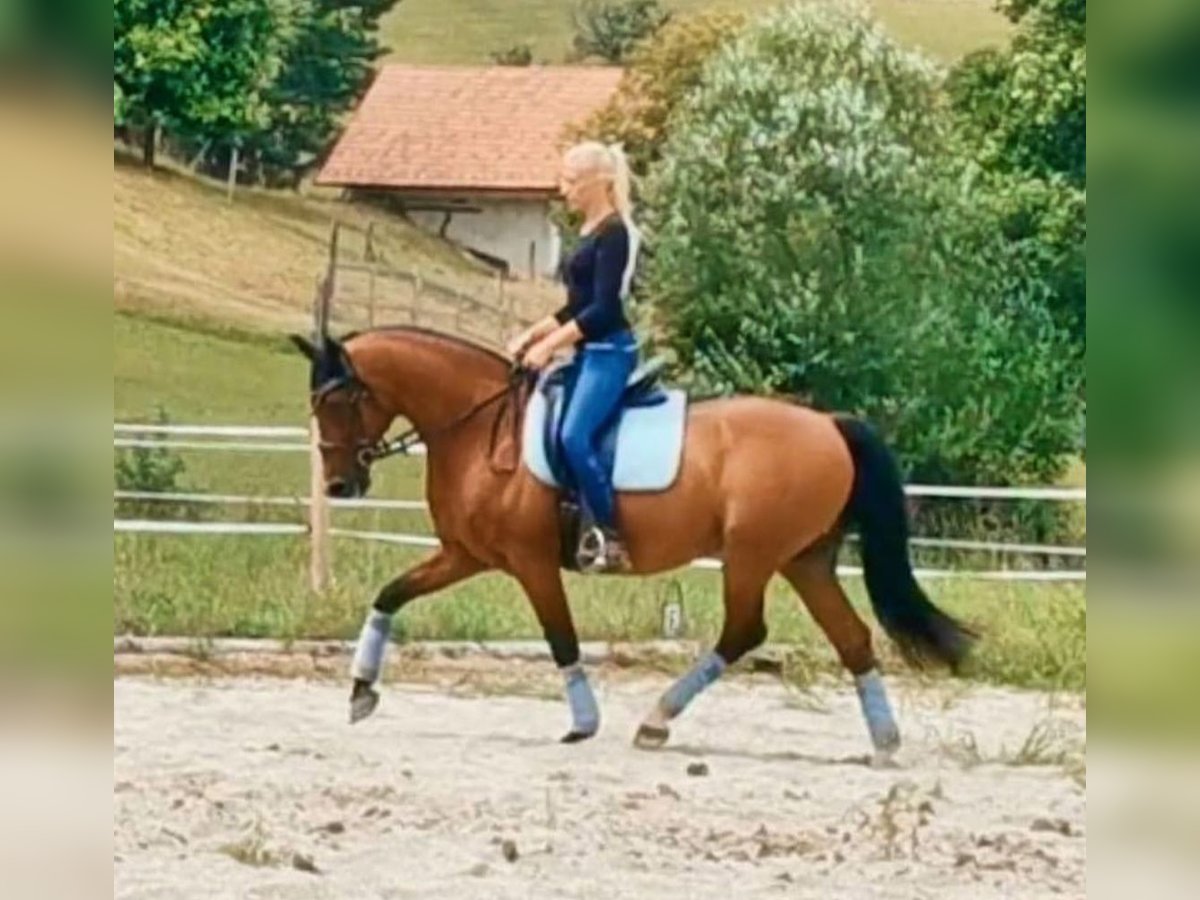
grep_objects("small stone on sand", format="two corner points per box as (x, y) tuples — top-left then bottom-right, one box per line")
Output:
(501, 839), (519, 863)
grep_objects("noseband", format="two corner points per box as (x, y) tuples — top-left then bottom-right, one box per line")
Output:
(310, 377), (383, 468)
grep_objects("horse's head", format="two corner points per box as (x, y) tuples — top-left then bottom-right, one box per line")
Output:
(290, 333), (391, 498)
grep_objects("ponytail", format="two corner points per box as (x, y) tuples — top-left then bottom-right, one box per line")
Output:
(606, 143), (635, 228)
(605, 143), (641, 300)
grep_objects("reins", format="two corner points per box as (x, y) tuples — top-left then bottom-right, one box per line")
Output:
(315, 365), (534, 469)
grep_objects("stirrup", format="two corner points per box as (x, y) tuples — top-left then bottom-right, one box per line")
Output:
(576, 525), (630, 574)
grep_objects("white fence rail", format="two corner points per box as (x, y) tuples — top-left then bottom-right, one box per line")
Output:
(112, 518), (1085, 581)
(115, 423), (427, 456)
(114, 422), (1086, 583)
(114, 423), (1085, 502)
(113, 489), (1086, 559)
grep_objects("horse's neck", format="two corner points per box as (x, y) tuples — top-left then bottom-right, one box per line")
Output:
(351, 332), (507, 440)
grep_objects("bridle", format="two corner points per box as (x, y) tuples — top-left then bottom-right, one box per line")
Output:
(310, 365), (533, 470)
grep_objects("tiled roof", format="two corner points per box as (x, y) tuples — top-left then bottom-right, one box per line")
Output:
(317, 65), (623, 194)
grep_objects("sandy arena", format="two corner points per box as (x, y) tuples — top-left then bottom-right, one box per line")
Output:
(114, 659), (1085, 899)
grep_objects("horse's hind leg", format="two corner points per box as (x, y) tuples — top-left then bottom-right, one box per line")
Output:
(781, 539), (901, 762)
(634, 556), (772, 749)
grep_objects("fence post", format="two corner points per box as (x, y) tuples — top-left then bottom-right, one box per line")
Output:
(411, 269), (422, 325)
(497, 273), (509, 338)
(307, 229), (337, 591)
(226, 144), (239, 203)
(506, 279), (517, 338)
(367, 269), (377, 328)
(308, 418), (332, 592)
(364, 222), (376, 263)
(365, 222), (377, 327)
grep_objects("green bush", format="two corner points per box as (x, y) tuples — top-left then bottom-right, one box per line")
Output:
(643, 2), (1083, 490)
(949, 0), (1085, 186)
(490, 43), (534, 65)
(114, 407), (196, 521)
(569, 0), (670, 63)
(946, 0), (1085, 350)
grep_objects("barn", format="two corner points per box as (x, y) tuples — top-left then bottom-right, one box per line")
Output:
(317, 64), (623, 278)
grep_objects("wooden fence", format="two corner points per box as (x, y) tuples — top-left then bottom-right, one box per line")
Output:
(326, 223), (538, 346)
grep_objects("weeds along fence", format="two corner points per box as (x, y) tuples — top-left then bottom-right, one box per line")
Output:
(114, 423), (1087, 590)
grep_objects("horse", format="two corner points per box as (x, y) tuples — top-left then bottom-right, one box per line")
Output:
(290, 325), (974, 761)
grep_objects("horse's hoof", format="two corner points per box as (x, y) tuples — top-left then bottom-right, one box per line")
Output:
(349, 682), (379, 724)
(560, 729), (597, 744)
(633, 723), (670, 749)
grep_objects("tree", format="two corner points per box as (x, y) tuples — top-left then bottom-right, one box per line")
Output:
(114, 0), (294, 167)
(115, 1), (399, 183)
(241, 1), (400, 186)
(947, 0), (1085, 349)
(570, 0), (670, 64)
(569, 9), (746, 176)
(643, 3), (1082, 488)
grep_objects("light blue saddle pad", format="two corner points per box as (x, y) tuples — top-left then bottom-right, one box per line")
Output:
(522, 388), (688, 492)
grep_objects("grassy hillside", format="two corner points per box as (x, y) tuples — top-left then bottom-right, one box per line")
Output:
(381, 0), (1012, 65)
(114, 156), (559, 337)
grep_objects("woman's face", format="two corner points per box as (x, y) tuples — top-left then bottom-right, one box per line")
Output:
(559, 155), (608, 216)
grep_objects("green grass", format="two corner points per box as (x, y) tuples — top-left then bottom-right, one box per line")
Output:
(380, 0), (1013, 66)
(115, 310), (1083, 693)
(115, 310), (428, 501)
(114, 532), (1085, 692)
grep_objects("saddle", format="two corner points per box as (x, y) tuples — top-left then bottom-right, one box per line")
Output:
(521, 356), (688, 569)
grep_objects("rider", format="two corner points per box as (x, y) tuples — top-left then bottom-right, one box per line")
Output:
(508, 141), (641, 573)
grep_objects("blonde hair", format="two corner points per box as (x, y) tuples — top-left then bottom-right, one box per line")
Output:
(564, 140), (637, 232)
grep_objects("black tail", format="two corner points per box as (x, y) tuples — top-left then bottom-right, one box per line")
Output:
(834, 415), (976, 671)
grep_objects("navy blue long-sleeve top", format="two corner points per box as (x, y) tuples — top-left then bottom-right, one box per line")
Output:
(553, 216), (635, 341)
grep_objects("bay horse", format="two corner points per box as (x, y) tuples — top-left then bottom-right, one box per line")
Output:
(290, 325), (973, 760)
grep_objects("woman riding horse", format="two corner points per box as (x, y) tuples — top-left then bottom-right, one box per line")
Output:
(292, 148), (975, 759)
(508, 141), (641, 574)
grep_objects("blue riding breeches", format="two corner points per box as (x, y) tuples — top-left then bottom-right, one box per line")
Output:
(559, 330), (637, 530)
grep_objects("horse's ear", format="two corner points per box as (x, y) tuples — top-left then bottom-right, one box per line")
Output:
(289, 334), (320, 363)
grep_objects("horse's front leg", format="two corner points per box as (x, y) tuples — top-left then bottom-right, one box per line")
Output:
(348, 544), (484, 723)
(511, 562), (600, 743)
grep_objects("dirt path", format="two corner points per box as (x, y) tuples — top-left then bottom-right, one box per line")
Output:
(114, 666), (1085, 899)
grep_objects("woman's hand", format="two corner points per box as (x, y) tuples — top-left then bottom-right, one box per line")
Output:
(507, 316), (559, 359)
(522, 339), (556, 371)
(506, 328), (535, 359)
